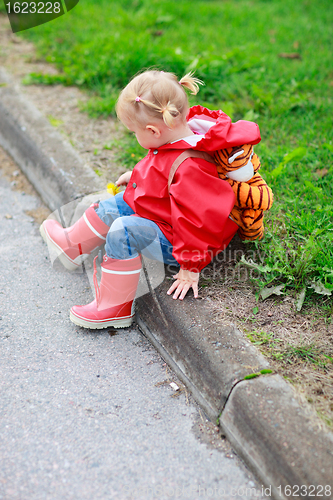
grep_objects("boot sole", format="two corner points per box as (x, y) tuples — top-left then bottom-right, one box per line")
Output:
(40, 222), (88, 272)
(69, 310), (133, 329)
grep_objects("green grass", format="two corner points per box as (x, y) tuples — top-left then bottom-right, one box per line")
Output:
(246, 331), (333, 369)
(103, 130), (146, 169)
(5, 0), (332, 306)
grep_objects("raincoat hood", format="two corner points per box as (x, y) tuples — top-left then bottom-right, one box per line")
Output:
(186, 105), (261, 152)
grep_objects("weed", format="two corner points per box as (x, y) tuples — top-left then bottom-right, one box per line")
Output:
(243, 369), (273, 380)
(277, 344), (333, 369)
(47, 114), (63, 127)
(93, 168), (102, 177)
(247, 330), (333, 371)
(246, 330), (277, 346)
(244, 373), (260, 380)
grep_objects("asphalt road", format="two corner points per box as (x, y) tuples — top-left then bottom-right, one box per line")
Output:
(0, 164), (265, 500)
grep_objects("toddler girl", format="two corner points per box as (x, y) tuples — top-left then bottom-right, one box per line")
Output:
(40, 70), (261, 329)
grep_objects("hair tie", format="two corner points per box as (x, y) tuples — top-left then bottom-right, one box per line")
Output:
(135, 96), (141, 102)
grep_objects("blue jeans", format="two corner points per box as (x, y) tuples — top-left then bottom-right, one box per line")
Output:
(95, 192), (178, 265)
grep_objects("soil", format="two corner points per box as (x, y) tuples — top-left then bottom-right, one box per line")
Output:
(201, 248), (333, 429)
(0, 13), (332, 429)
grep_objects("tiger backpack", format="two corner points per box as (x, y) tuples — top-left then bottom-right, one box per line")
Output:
(168, 144), (273, 241)
(215, 144), (273, 240)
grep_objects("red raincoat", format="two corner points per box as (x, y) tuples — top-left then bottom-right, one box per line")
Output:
(124, 106), (261, 272)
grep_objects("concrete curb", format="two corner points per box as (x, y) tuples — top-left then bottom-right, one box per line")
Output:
(0, 67), (104, 211)
(1, 66), (332, 499)
(135, 278), (271, 422)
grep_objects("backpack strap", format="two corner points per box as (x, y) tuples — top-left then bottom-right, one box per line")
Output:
(168, 150), (216, 192)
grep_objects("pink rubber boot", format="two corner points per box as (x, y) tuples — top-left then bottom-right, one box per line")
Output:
(40, 204), (110, 271)
(70, 254), (142, 329)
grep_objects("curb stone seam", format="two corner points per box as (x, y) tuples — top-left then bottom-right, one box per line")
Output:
(216, 371), (274, 425)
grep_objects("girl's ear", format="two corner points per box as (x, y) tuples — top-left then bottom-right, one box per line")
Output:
(146, 125), (161, 137)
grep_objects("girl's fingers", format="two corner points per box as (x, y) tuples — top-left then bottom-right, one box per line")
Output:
(172, 282), (183, 300)
(116, 171), (132, 186)
(167, 279), (180, 295)
(173, 283), (188, 300)
(171, 283), (182, 300)
(167, 280), (184, 299)
(167, 280), (197, 300)
(178, 284), (191, 301)
(167, 268), (200, 300)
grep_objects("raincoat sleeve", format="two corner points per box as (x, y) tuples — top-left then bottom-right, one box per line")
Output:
(169, 157), (237, 272)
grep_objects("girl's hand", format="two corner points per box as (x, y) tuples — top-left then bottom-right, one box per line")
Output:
(116, 171), (132, 186)
(167, 268), (199, 300)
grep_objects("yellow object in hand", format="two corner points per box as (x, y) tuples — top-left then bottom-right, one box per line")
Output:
(107, 182), (121, 196)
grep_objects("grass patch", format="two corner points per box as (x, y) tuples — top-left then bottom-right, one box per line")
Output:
(12, 0), (333, 306)
(103, 130), (146, 170)
(245, 328), (333, 427)
(246, 330), (332, 369)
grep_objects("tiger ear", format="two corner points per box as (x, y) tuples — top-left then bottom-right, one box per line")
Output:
(227, 145), (253, 169)
(215, 144), (254, 173)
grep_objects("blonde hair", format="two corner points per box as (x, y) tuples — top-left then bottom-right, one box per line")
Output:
(116, 70), (203, 129)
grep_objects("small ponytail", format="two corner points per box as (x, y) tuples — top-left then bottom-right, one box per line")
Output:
(178, 72), (204, 95)
(133, 97), (180, 128)
(161, 101), (180, 128)
(116, 69), (205, 129)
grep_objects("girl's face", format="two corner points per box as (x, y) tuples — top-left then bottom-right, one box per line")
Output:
(123, 119), (167, 150)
